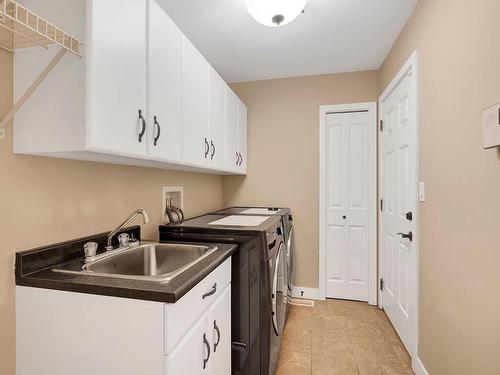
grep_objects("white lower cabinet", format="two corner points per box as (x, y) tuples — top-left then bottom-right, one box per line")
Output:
(165, 285), (231, 375)
(16, 258), (231, 375)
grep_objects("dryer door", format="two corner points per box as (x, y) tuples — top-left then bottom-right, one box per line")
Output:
(286, 226), (294, 292)
(272, 242), (287, 335)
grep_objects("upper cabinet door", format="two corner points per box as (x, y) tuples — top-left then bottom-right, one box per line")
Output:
(209, 67), (227, 171)
(182, 37), (209, 167)
(225, 87), (239, 172)
(238, 100), (248, 174)
(147, 0), (182, 163)
(84, 0), (148, 158)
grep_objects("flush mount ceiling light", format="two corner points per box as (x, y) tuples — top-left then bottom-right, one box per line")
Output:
(246, 0), (308, 27)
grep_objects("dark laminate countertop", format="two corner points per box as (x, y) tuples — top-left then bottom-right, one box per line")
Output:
(15, 226), (237, 303)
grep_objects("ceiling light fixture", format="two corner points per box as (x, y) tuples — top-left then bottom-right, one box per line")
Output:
(246, 0), (307, 27)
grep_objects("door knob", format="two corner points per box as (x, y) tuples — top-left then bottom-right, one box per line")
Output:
(342, 215), (347, 219)
(397, 231), (413, 241)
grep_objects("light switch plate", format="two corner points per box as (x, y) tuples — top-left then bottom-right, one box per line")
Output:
(0, 128), (5, 140)
(419, 182), (426, 202)
(483, 103), (500, 148)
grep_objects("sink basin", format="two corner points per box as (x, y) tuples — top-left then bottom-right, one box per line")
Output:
(53, 243), (217, 282)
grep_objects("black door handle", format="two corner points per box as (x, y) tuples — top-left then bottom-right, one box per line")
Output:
(210, 140), (215, 160)
(406, 211), (413, 221)
(138, 109), (146, 143)
(204, 138), (210, 158)
(202, 333), (210, 369)
(153, 116), (160, 146)
(232, 342), (248, 352)
(202, 283), (217, 299)
(342, 215), (347, 219)
(236, 151), (240, 166)
(213, 320), (221, 352)
(397, 231), (413, 241)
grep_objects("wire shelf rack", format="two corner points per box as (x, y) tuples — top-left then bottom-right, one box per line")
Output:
(0, 0), (81, 55)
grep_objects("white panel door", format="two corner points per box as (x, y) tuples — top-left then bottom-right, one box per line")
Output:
(225, 87), (239, 172)
(380, 66), (417, 354)
(182, 36), (209, 167)
(209, 67), (227, 170)
(85, 0), (147, 158)
(209, 286), (232, 375)
(326, 111), (371, 301)
(165, 310), (211, 375)
(237, 100), (248, 174)
(147, 0), (182, 162)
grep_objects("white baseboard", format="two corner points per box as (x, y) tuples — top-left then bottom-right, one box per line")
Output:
(290, 286), (320, 300)
(413, 356), (429, 375)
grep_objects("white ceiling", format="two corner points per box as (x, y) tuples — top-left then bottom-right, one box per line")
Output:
(160, 0), (417, 83)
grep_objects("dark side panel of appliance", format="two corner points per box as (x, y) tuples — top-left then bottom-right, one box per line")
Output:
(159, 229), (263, 375)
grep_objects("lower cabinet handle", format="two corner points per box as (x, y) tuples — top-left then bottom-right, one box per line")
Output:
(213, 320), (221, 352)
(236, 151), (239, 166)
(202, 283), (217, 299)
(210, 140), (215, 160)
(153, 115), (161, 146)
(205, 138), (210, 158)
(138, 109), (146, 143)
(239, 153), (243, 166)
(203, 333), (210, 369)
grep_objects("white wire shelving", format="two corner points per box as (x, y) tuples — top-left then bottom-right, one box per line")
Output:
(0, 0), (82, 129)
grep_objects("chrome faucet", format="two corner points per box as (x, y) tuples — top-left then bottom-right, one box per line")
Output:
(106, 209), (150, 251)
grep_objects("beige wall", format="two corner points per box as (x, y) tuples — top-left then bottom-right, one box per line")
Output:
(379, 0), (500, 374)
(223, 71), (380, 287)
(0, 50), (223, 374)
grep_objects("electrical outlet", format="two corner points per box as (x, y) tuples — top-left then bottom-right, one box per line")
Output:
(0, 128), (5, 140)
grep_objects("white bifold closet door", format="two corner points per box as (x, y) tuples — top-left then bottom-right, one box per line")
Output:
(326, 111), (372, 301)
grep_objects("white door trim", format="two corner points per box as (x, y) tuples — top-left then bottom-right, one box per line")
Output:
(378, 50), (419, 363)
(319, 102), (377, 305)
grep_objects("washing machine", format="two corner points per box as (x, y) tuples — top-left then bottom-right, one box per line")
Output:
(159, 213), (287, 375)
(212, 207), (295, 297)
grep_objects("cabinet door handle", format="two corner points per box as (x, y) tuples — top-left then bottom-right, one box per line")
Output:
(153, 116), (160, 146)
(203, 333), (211, 369)
(213, 320), (221, 352)
(202, 282), (217, 299)
(397, 231), (413, 242)
(210, 140), (215, 160)
(239, 153), (243, 166)
(204, 138), (210, 158)
(236, 151), (239, 166)
(138, 109), (146, 143)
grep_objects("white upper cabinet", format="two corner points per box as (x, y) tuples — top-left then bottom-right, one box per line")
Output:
(225, 88), (239, 172)
(238, 100), (248, 174)
(208, 67), (227, 170)
(182, 37), (209, 167)
(147, 0), (182, 163)
(12, 0), (247, 175)
(84, 0), (148, 158)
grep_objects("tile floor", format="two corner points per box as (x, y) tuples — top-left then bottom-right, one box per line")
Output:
(276, 299), (413, 375)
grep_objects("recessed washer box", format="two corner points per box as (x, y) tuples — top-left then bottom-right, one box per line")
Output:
(483, 103), (500, 149)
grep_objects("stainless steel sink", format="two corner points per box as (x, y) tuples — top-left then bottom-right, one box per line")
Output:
(53, 243), (218, 282)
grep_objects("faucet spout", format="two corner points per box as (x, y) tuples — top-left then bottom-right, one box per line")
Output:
(106, 209), (149, 251)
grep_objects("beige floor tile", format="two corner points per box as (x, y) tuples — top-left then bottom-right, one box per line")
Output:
(276, 349), (312, 375)
(278, 299), (412, 375)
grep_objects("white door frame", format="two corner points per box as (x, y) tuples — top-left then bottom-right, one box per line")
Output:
(319, 102), (378, 305)
(378, 51), (419, 361)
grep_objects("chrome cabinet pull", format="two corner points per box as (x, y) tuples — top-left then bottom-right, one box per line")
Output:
(138, 109), (146, 143)
(203, 333), (210, 369)
(205, 138), (210, 158)
(202, 282), (217, 299)
(213, 320), (221, 352)
(153, 116), (161, 146)
(210, 140), (215, 160)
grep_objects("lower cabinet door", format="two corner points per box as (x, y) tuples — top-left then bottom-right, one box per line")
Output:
(165, 312), (211, 375)
(209, 285), (232, 375)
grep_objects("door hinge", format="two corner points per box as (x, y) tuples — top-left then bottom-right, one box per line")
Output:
(380, 120), (384, 131)
(380, 278), (384, 291)
(380, 199), (384, 211)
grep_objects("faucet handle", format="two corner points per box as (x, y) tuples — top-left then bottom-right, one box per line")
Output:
(84, 242), (98, 259)
(118, 233), (130, 247)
